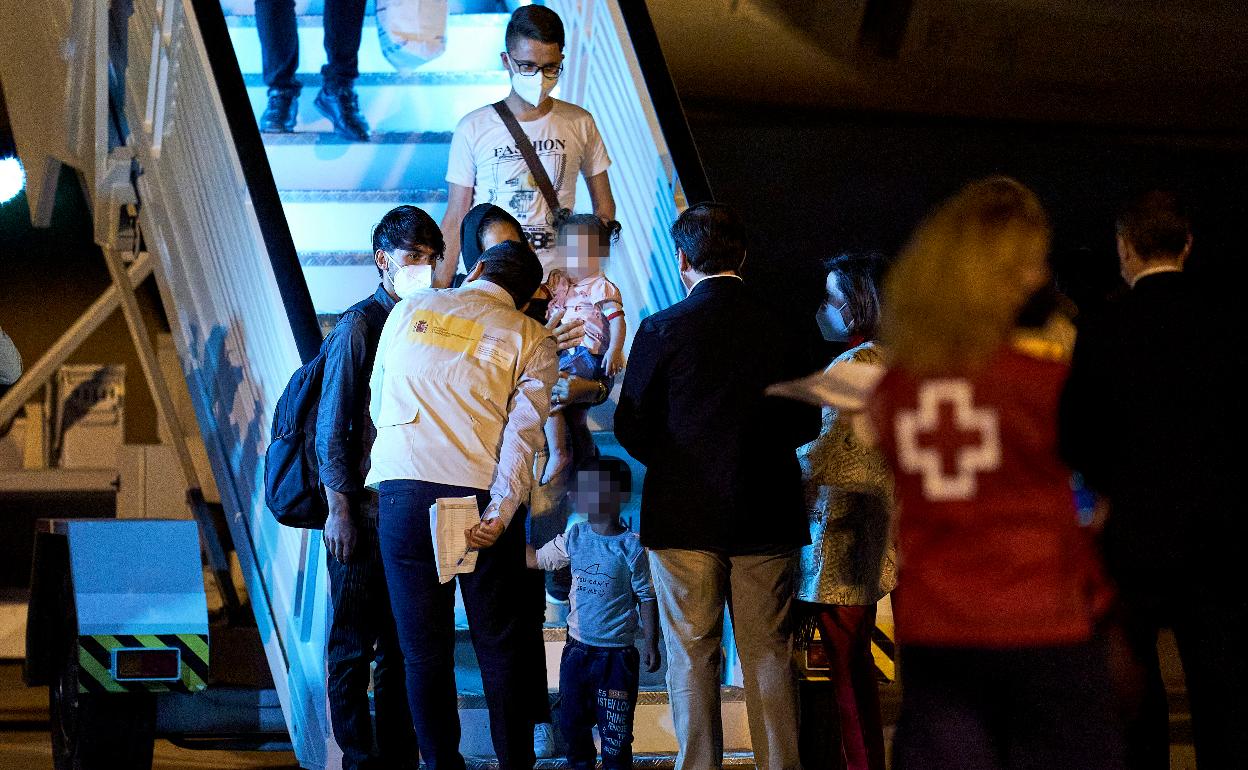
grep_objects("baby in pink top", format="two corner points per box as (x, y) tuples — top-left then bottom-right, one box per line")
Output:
(539, 214), (627, 484)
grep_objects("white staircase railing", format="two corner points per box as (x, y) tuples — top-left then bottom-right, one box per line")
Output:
(3, 0), (333, 765)
(548, 0), (693, 326)
(125, 0), (334, 765)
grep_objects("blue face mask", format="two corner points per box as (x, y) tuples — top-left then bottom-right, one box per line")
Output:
(816, 300), (852, 342)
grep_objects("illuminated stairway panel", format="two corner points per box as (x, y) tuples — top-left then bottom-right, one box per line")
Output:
(243, 75), (509, 134)
(227, 7), (507, 313)
(279, 190), (448, 252)
(227, 13), (510, 76)
(262, 132), (453, 191)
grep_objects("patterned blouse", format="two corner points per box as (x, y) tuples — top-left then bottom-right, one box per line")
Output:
(795, 342), (898, 606)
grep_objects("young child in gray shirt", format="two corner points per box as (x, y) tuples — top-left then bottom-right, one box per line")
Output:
(527, 456), (659, 769)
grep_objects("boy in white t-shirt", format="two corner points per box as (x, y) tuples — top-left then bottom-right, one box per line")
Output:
(436, 5), (617, 288)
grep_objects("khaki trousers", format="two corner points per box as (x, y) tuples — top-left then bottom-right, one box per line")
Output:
(649, 548), (803, 770)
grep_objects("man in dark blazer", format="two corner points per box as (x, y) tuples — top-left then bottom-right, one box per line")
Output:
(1060, 190), (1246, 769)
(614, 202), (818, 770)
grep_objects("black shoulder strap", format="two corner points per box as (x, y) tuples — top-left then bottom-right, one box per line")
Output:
(493, 100), (563, 216)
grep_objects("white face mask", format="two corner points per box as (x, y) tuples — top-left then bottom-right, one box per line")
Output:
(510, 63), (557, 108)
(392, 263), (433, 299)
(816, 300), (852, 342)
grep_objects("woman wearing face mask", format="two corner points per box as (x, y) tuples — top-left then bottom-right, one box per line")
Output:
(797, 251), (896, 770)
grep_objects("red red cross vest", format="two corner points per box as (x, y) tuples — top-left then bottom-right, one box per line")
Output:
(870, 345), (1110, 647)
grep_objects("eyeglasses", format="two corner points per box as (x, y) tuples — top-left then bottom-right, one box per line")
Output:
(505, 53), (564, 79)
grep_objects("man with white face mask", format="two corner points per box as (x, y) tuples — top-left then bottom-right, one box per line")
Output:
(315, 204), (442, 770)
(437, 5), (616, 288)
(368, 240), (559, 770)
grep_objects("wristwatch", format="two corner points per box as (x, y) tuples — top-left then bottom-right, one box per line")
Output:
(592, 380), (610, 405)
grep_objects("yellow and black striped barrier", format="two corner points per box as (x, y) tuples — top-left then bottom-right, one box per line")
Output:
(76, 633), (210, 694)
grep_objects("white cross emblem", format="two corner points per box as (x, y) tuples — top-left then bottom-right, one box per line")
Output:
(895, 380), (1001, 501)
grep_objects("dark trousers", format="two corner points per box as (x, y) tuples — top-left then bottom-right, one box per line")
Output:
(814, 605), (886, 770)
(1117, 597), (1248, 769)
(254, 0), (367, 90)
(893, 640), (1125, 770)
(558, 638), (640, 770)
(326, 519), (417, 770)
(522, 553), (553, 725)
(378, 480), (534, 770)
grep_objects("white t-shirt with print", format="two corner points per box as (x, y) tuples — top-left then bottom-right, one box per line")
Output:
(445, 99), (612, 274)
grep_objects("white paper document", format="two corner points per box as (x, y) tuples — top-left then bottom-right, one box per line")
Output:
(430, 495), (481, 584)
(765, 360), (887, 410)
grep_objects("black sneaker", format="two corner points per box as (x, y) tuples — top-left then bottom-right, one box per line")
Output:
(259, 87), (299, 133)
(314, 85), (370, 142)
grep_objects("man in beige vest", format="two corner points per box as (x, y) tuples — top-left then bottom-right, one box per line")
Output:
(367, 239), (557, 770)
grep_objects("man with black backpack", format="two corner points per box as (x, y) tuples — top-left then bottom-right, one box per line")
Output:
(317, 205), (442, 770)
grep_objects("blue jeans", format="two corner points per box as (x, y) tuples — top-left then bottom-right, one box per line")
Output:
(559, 638), (640, 770)
(558, 346), (605, 381)
(378, 480), (534, 770)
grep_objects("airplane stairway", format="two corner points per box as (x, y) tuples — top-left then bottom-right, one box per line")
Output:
(225, 1), (751, 764)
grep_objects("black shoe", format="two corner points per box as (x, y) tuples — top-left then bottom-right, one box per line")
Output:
(259, 87), (299, 133)
(314, 85), (370, 142)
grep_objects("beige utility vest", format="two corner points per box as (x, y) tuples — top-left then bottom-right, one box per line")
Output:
(366, 282), (550, 492)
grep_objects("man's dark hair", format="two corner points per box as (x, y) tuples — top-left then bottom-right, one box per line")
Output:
(479, 207), (524, 245)
(825, 251), (886, 341)
(505, 5), (564, 51)
(478, 240), (544, 309)
(671, 202), (748, 275)
(571, 455), (632, 499)
(371, 205), (444, 276)
(1115, 190), (1191, 261)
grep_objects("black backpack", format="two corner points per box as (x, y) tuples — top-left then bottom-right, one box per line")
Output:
(264, 297), (388, 528)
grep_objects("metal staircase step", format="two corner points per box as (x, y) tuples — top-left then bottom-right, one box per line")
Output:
(263, 130), (451, 192)
(301, 265), (386, 314)
(298, 250), (374, 267)
(281, 188), (446, 311)
(243, 71), (508, 88)
(279, 188), (447, 252)
(227, 13), (508, 76)
(246, 80), (509, 133)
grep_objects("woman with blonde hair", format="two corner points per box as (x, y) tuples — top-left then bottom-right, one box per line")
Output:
(869, 177), (1122, 769)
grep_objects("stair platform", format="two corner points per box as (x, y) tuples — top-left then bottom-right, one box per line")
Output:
(246, 79), (508, 134)
(452, 623), (753, 757)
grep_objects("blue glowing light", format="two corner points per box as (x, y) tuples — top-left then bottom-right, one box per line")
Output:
(0, 156), (25, 204)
